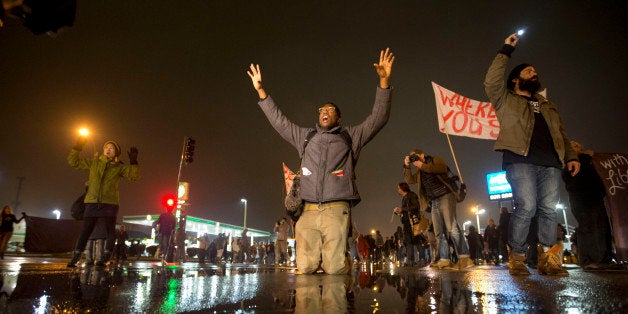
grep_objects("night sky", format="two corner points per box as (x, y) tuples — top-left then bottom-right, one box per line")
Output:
(1, 1), (626, 237)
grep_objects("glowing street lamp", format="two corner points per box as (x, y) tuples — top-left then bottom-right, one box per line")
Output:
(471, 206), (486, 232)
(463, 220), (472, 233)
(240, 198), (248, 229)
(52, 209), (61, 220)
(556, 202), (571, 247)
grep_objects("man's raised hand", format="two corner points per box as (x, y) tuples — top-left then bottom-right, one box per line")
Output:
(246, 63), (267, 99)
(374, 48), (394, 88)
(247, 64), (263, 90)
(505, 33), (518, 47)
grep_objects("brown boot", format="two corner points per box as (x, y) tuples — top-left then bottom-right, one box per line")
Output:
(537, 244), (568, 276)
(508, 253), (530, 275)
(435, 259), (453, 269)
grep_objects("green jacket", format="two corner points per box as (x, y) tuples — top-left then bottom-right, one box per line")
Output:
(484, 53), (577, 167)
(68, 149), (139, 205)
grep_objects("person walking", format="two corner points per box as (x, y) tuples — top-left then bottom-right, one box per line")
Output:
(483, 219), (499, 265)
(197, 234), (209, 263)
(484, 33), (580, 276)
(562, 141), (615, 270)
(114, 224), (128, 264)
(0, 206), (25, 259)
(393, 182), (421, 267)
(466, 225), (484, 264)
(246, 48), (395, 274)
(153, 207), (177, 262)
(67, 139), (139, 267)
(274, 218), (291, 266)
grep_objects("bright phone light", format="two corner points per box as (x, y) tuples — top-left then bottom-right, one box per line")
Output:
(78, 128), (89, 136)
(517, 29), (525, 36)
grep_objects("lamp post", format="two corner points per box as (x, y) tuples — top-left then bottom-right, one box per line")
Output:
(240, 198), (248, 229)
(556, 203), (571, 247)
(52, 209), (60, 220)
(471, 206), (486, 232)
(463, 220), (472, 233)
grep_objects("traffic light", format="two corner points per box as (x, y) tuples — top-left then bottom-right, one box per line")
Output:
(184, 137), (195, 163)
(162, 194), (177, 211)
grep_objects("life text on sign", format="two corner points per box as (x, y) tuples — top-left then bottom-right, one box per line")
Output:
(597, 154), (628, 196)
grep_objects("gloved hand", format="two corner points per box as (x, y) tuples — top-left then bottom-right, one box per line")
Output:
(73, 137), (87, 151)
(128, 147), (139, 165)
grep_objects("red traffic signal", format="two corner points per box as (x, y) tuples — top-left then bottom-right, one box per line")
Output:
(162, 194), (177, 210)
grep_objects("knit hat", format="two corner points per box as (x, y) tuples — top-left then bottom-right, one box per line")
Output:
(103, 140), (121, 157)
(507, 63), (531, 91)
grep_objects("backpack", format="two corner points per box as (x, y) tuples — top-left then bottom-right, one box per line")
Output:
(70, 191), (86, 220)
(437, 168), (467, 203)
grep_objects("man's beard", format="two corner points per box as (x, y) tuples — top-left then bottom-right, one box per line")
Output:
(519, 75), (541, 94)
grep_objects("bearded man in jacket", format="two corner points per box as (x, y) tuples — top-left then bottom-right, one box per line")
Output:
(484, 33), (580, 276)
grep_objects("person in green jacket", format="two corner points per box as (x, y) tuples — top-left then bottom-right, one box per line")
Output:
(67, 138), (139, 267)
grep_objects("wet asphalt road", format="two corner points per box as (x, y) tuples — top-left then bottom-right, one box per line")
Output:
(0, 256), (626, 313)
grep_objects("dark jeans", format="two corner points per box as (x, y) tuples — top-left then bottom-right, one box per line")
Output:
(158, 233), (173, 257)
(74, 216), (117, 253)
(403, 230), (423, 264)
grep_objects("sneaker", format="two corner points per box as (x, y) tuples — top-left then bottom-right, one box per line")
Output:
(537, 245), (568, 276)
(508, 253), (530, 275)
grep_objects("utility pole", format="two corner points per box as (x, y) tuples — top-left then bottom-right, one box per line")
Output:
(14, 177), (25, 212)
(173, 136), (195, 262)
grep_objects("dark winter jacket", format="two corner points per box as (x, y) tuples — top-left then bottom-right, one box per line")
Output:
(258, 87), (392, 206)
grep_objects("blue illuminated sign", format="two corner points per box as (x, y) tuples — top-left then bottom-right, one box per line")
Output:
(486, 171), (513, 200)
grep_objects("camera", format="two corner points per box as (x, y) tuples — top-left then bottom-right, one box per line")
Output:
(409, 154), (420, 162)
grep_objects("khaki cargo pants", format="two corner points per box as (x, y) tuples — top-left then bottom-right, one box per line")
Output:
(296, 201), (350, 274)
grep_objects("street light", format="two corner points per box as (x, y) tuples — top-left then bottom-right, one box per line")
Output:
(52, 209), (60, 220)
(240, 198), (248, 229)
(463, 220), (472, 233)
(471, 206), (486, 232)
(556, 202), (571, 247)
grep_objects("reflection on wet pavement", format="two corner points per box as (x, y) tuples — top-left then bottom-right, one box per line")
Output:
(0, 257), (626, 313)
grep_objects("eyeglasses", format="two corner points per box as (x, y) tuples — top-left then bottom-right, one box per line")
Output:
(318, 107), (336, 114)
